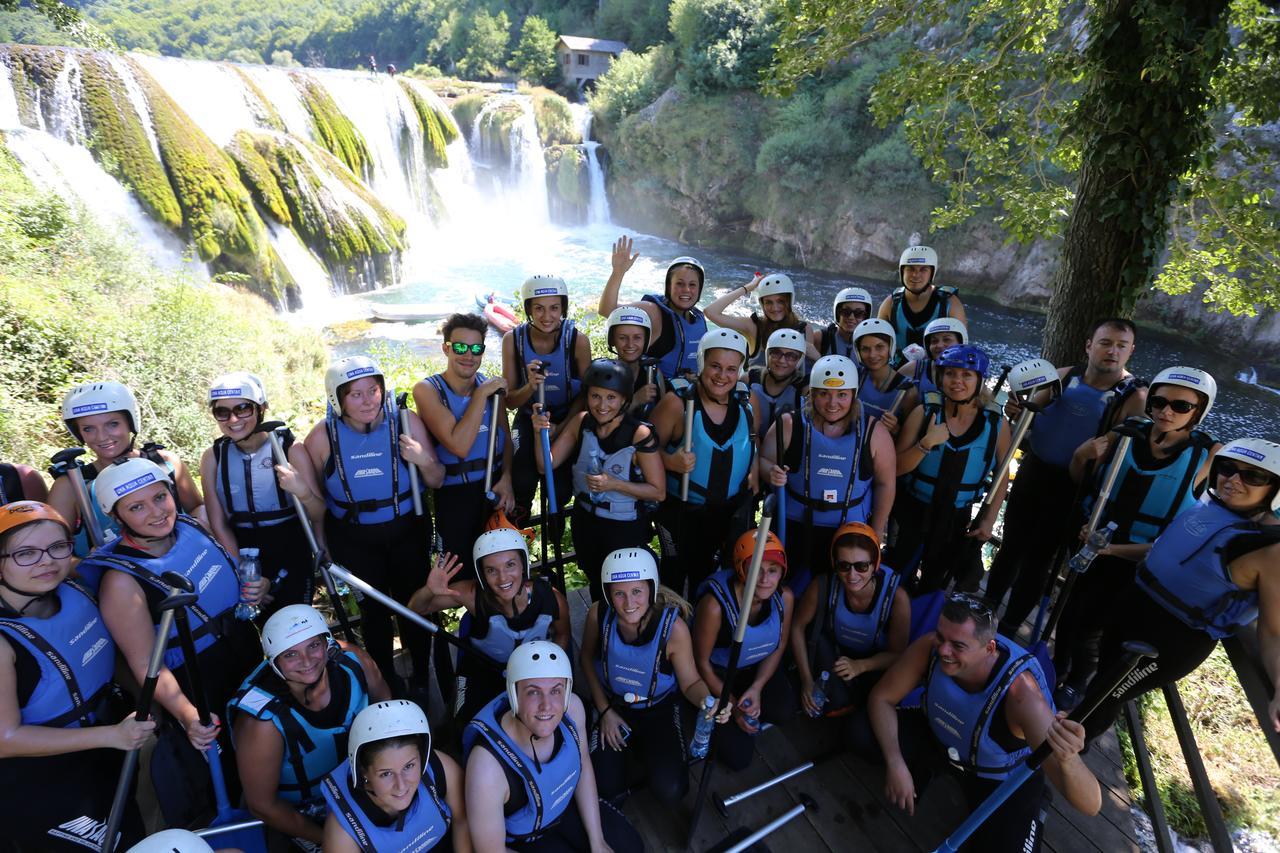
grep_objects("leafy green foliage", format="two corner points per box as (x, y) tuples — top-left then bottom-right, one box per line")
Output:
(457, 10), (510, 82)
(510, 15), (560, 88)
(587, 44), (675, 130)
(595, 0), (669, 51)
(529, 87), (580, 146)
(669, 0), (780, 93)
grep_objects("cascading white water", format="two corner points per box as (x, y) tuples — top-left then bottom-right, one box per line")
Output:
(268, 221), (332, 318)
(571, 103), (611, 225)
(468, 94), (549, 228)
(104, 54), (161, 162)
(49, 53), (86, 145)
(130, 54), (263, 146)
(239, 64), (315, 139)
(0, 61), (20, 128)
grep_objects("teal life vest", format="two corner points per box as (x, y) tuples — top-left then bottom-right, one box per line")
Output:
(906, 392), (1004, 509)
(664, 379), (754, 508)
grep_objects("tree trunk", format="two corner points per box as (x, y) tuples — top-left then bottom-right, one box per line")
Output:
(1041, 0), (1230, 365)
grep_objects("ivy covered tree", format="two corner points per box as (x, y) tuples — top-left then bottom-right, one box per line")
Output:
(769, 0), (1280, 363)
(510, 15), (561, 87)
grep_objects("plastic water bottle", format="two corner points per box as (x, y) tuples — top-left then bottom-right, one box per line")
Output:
(690, 695), (716, 758)
(587, 451), (604, 477)
(740, 697), (761, 733)
(809, 671), (830, 717)
(235, 548), (261, 621)
(1066, 521), (1118, 575)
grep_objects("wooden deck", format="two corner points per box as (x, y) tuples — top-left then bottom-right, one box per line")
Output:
(566, 587), (1140, 853)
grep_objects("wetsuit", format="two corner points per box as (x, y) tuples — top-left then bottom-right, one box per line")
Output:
(322, 753), (454, 852)
(510, 322), (581, 520)
(887, 285), (959, 366)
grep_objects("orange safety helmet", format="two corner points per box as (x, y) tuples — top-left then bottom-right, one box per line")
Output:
(829, 521), (881, 573)
(0, 501), (71, 540)
(731, 528), (787, 582)
(484, 508), (535, 548)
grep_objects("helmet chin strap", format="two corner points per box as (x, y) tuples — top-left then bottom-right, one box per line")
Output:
(0, 577), (56, 614)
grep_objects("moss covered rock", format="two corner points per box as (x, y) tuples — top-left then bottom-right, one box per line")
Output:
(450, 92), (490, 140)
(232, 67), (287, 133)
(1, 45), (65, 130)
(470, 98), (527, 168)
(398, 79), (456, 169)
(292, 74), (373, 181)
(545, 144), (588, 225)
(530, 87), (581, 147)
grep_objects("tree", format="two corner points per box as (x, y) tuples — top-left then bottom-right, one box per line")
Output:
(457, 9), (511, 81)
(670, 0), (780, 93)
(0, 0), (113, 47)
(768, 0), (1280, 364)
(509, 14), (560, 87)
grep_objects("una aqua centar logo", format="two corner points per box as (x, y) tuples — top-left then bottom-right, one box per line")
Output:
(210, 387), (243, 398)
(533, 287), (559, 296)
(1229, 446), (1266, 462)
(346, 365), (376, 379)
(71, 402), (109, 415)
(612, 570), (642, 580)
(1167, 373), (1202, 385)
(113, 472), (157, 496)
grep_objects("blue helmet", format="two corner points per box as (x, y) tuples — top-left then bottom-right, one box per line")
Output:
(935, 344), (990, 379)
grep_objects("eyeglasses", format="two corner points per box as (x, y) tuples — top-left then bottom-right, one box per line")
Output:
(1148, 395), (1197, 415)
(835, 559), (875, 574)
(947, 592), (994, 619)
(1, 540), (74, 566)
(212, 402), (257, 422)
(769, 350), (802, 363)
(448, 342), (486, 356)
(836, 306), (868, 319)
(1216, 458), (1278, 487)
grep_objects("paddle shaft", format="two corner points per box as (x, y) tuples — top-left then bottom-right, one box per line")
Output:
(397, 392), (424, 517)
(680, 397), (695, 501)
(484, 389), (504, 494)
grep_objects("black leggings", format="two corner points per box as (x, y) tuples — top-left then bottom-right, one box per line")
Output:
(325, 512), (433, 689)
(235, 517), (316, 618)
(1084, 586), (1219, 742)
(512, 414), (573, 518)
(570, 504), (652, 602)
(589, 693), (688, 805)
(710, 662), (798, 772)
(808, 630), (886, 714)
(782, 520), (837, 596)
(512, 796), (644, 853)
(1051, 554), (1139, 691)
(1, 748), (145, 852)
(433, 479), (491, 566)
(889, 494), (985, 593)
(654, 498), (744, 598)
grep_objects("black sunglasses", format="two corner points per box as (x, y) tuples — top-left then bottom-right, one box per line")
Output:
(1216, 458), (1277, 487)
(836, 305), (868, 318)
(835, 559), (875, 574)
(1148, 395), (1197, 415)
(947, 592), (994, 619)
(212, 402), (257, 422)
(448, 342), (486, 355)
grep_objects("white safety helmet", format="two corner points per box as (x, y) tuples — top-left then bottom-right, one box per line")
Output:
(832, 286), (873, 319)
(95, 457), (171, 517)
(764, 328), (806, 359)
(809, 355), (859, 391)
(347, 700), (431, 786)
(1211, 438), (1280, 511)
(852, 318), (897, 357)
(521, 275), (569, 316)
(600, 547), (660, 599)
(665, 256), (705, 298)
(898, 245), (938, 286)
(696, 327), (749, 375)
(922, 317), (968, 348)
(605, 306), (652, 354)
(325, 356), (384, 413)
(208, 371), (268, 407)
(1149, 366), (1216, 423)
(1008, 358), (1061, 398)
(261, 605), (335, 677)
(472, 527), (530, 581)
(62, 381), (141, 441)
(505, 639), (573, 711)
(125, 829), (215, 853)
(756, 273), (795, 304)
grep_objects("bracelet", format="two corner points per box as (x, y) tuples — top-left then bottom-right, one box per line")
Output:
(915, 442), (931, 454)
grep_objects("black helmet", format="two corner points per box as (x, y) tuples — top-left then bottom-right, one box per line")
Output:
(583, 358), (632, 397)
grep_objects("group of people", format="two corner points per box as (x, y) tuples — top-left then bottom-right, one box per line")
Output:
(1, 235), (1277, 853)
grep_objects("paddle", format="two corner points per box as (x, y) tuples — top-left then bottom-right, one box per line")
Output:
(49, 447), (106, 547)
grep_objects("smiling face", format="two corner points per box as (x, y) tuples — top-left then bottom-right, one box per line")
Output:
(338, 377), (384, 425)
(933, 615), (995, 679)
(1084, 324), (1135, 377)
(610, 325), (647, 363)
(514, 676), (568, 739)
(856, 335), (892, 371)
(211, 397), (260, 441)
(667, 266), (702, 311)
(0, 520), (73, 595)
(901, 264), (934, 293)
(113, 482), (176, 539)
(941, 367), (980, 403)
(751, 560), (785, 602)
(607, 581), (651, 627)
(1214, 460), (1278, 513)
(812, 388), (854, 423)
(274, 634), (330, 686)
(766, 346), (803, 382)
(587, 386), (625, 423)
(76, 412), (132, 463)
(361, 741), (424, 815)
(833, 543), (877, 596)
(760, 294), (791, 323)
(481, 549), (525, 603)
(925, 331), (960, 359)
(836, 301), (869, 333)
(445, 327), (485, 380)
(699, 349), (744, 399)
(528, 295), (564, 334)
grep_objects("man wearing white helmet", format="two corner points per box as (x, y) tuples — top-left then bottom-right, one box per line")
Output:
(1087, 438), (1280, 741)
(986, 319), (1147, 637)
(1053, 367), (1222, 709)
(50, 380), (204, 556)
(227, 605), (390, 848)
(464, 640), (643, 852)
(648, 328), (761, 594)
(820, 285), (875, 361)
(896, 316), (969, 397)
(604, 305), (666, 417)
(747, 327), (809, 440)
(875, 244), (968, 365)
(597, 235), (710, 383)
(200, 371), (326, 615)
(705, 271), (821, 368)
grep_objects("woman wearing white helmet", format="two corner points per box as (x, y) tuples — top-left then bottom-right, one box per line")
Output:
(0, 502), (155, 851)
(227, 605), (390, 848)
(579, 547), (727, 807)
(704, 271), (821, 367)
(603, 305), (665, 417)
(648, 328), (761, 594)
(322, 699), (468, 852)
(875, 244), (968, 365)
(464, 641), (643, 852)
(125, 829), (216, 853)
(50, 380), (204, 557)
(1053, 367), (1222, 709)
(820, 286), (875, 361)
(407, 528), (570, 726)
(760, 355), (897, 582)
(200, 372), (325, 616)
(747, 327), (809, 440)
(896, 316), (969, 397)
(305, 354), (444, 695)
(852, 318), (918, 434)
(597, 235), (709, 383)
(1087, 438), (1280, 741)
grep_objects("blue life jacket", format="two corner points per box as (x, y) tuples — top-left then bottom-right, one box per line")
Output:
(819, 323), (859, 362)
(665, 380), (755, 508)
(425, 373), (506, 488)
(213, 432), (296, 529)
(857, 369), (913, 420)
(571, 416), (646, 522)
(911, 357), (938, 397)
(227, 651), (370, 805)
(466, 580), (557, 666)
(323, 401), (419, 525)
(641, 295), (706, 381)
(700, 569), (783, 668)
(922, 634), (1053, 780)
(596, 605), (678, 708)
(322, 755), (452, 853)
(889, 285), (958, 364)
(79, 516), (240, 671)
(906, 393), (1004, 509)
(1028, 366), (1141, 469)
(1082, 422), (1213, 545)
(0, 580), (114, 727)
(748, 365), (805, 441)
(72, 445), (173, 557)
(463, 694), (581, 843)
(784, 410), (873, 528)
(513, 321), (581, 422)
(819, 568), (900, 658)
(1136, 496), (1270, 639)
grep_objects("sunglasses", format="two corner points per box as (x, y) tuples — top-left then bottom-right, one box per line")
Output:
(1, 539), (74, 566)
(1216, 458), (1278, 487)
(1148, 395), (1197, 415)
(212, 402), (257, 422)
(448, 342), (486, 356)
(769, 350), (802, 363)
(836, 306), (868, 319)
(835, 559), (875, 574)
(947, 592), (994, 619)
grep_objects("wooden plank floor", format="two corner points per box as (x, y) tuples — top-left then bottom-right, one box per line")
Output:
(567, 587), (1139, 853)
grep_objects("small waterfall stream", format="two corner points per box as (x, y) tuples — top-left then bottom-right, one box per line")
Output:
(572, 103), (611, 225)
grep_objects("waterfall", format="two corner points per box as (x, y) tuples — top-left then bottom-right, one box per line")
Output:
(130, 54), (265, 146)
(0, 61), (19, 127)
(571, 103), (611, 226)
(469, 94), (549, 227)
(49, 53), (87, 145)
(104, 53), (161, 162)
